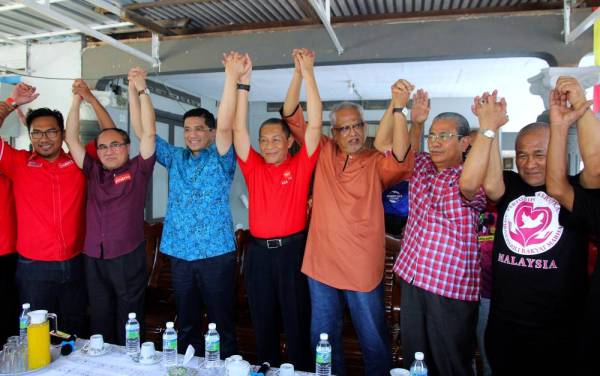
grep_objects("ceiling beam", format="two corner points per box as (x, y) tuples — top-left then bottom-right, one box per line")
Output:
(19, 0), (159, 67)
(8, 21), (133, 41)
(0, 0), (66, 13)
(125, 0), (215, 11)
(564, 0), (600, 43)
(294, 0), (321, 21)
(122, 8), (175, 36)
(85, 0), (175, 36)
(308, 0), (344, 54)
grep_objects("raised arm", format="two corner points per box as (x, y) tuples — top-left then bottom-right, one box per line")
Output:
(216, 51), (246, 156)
(461, 91), (508, 201)
(283, 48), (303, 117)
(409, 89), (429, 153)
(1, 83), (39, 128)
(373, 80), (414, 153)
(555, 76), (600, 189)
(233, 53), (252, 162)
(72, 79), (115, 131)
(297, 50), (322, 157)
(65, 87), (86, 168)
(129, 69), (156, 159)
(390, 82), (412, 160)
(546, 85), (593, 210)
(127, 67), (144, 140)
(283, 49), (309, 143)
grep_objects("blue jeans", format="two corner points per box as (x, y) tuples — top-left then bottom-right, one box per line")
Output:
(308, 277), (391, 376)
(170, 251), (237, 358)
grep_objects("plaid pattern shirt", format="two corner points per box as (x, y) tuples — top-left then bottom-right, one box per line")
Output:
(394, 153), (486, 301)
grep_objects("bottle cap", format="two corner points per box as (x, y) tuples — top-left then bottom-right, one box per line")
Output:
(208, 323), (216, 330)
(320, 333), (328, 341)
(22, 303), (30, 309)
(128, 312), (136, 319)
(166, 321), (174, 329)
(415, 352), (424, 361)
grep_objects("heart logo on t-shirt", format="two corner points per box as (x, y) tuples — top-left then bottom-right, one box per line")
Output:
(502, 192), (563, 255)
(509, 201), (552, 247)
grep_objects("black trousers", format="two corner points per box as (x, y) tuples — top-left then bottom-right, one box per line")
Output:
(170, 251), (237, 358)
(16, 254), (88, 337)
(400, 280), (478, 376)
(485, 312), (578, 376)
(85, 242), (146, 346)
(244, 235), (312, 371)
(0, 253), (19, 346)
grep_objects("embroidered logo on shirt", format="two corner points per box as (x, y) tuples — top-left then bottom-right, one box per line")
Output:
(114, 172), (132, 185)
(281, 170), (293, 185)
(58, 160), (74, 169)
(502, 192), (563, 255)
(27, 161), (42, 168)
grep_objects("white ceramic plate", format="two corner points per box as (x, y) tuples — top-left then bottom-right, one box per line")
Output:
(80, 343), (111, 357)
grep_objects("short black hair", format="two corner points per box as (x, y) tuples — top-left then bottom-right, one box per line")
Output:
(259, 118), (291, 138)
(26, 108), (64, 132)
(95, 128), (131, 146)
(182, 108), (216, 129)
(432, 112), (470, 137)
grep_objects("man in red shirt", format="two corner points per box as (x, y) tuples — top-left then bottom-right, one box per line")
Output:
(0, 171), (17, 346)
(0, 82), (115, 336)
(232, 50), (322, 371)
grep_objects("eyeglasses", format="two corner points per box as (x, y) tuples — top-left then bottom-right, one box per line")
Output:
(425, 132), (463, 142)
(184, 127), (213, 133)
(30, 129), (61, 140)
(331, 122), (365, 136)
(97, 142), (128, 152)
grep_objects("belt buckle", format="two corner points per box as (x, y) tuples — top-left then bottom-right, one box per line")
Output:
(267, 239), (282, 249)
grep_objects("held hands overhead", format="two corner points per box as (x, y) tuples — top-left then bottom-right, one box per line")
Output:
(471, 90), (508, 131)
(391, 79), (414, 110)
(549, 76), (593, 130)
(71, 79), (94, 104)
(128, 67), (148, 92)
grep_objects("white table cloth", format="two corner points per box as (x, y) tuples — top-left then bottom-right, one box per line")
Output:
(30, 342), (314, 376)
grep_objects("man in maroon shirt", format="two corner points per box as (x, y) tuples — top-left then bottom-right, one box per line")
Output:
(65, 70), (156, 345)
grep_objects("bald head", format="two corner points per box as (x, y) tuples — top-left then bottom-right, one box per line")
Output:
(515, 122), (549, 187)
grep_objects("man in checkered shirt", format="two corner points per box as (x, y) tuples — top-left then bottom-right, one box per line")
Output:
(393, 105), (487, 375)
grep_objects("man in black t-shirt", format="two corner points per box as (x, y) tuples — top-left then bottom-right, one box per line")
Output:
(546, 76), (599, 374)
(466, 90), (589, 375)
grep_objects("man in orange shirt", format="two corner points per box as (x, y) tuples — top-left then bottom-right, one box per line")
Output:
(283, 67), (414, 375)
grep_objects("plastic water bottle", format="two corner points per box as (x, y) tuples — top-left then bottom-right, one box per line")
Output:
(162, 321), (178, 367)
(125, 312), (140, 358)
(410, 352), (428, 376)
(204, 322), (220, 368)
(19, 303), (30, 343)
(315, 333), (332, 376)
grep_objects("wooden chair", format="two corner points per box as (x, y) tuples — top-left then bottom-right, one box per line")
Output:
(144, 222), (176, 348)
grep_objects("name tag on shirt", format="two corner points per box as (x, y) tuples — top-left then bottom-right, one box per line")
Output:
(59, 160), (74, 169)
(114, 172), (132, 185)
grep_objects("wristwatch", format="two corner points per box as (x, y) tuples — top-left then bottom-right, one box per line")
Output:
(138, 88), (150, 96)
(480, 128), (496, 139)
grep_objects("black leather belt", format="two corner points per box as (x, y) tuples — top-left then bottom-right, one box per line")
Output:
(250, 232), (306, 249)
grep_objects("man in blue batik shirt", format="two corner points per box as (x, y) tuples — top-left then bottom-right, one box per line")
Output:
(128, 59), (240, 358)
